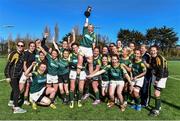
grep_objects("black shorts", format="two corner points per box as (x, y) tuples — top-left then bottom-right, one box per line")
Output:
(92, 76), (101, 81)
(58, 73), (69, 84)
(154, 85), (162, 91)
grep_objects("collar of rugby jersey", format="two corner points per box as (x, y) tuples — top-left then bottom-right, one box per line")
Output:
(37, 69), (44, 75)
(94, 55), (100, 60)
(28, 49), (35, 54)
(135, 59), (142, 63)
(122, 56), (129, 60)
(17, 50), (24, 55)
(112, 63), (120, 68)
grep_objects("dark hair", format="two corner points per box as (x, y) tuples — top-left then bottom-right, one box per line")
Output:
(150, 45), (159, 50)
(28, 41), (35, 47)
(62, 40), (68, 43)
(135, 49), (141, 53)
(102, 45), (109, 49)
(128, 42), (135, 46)
(116, 39), (121, 42)
(38, 62), (47, 68)
(63, 48), (70, 53)
(111, 54), (119, 60)
(93, 46), (100, 51)
(102, 45), (110, 53)
(71, 43), (79, 48)
(16, 40), (25, 46)
(102, 54), (108, 58)
(113, 45), (118, 49)
(51, 49), (59, 55)
(39, 51), (44, 55)
(35, 39), (40, 42)
(109, 43), (116, 47)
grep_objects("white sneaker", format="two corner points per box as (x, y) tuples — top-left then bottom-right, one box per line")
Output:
(13, 107), (27, 114)
(82, 94), (90, 100)
(149, 109), (160, 116)
(92, 100), (101, 105)
(124, 101), (128, 107)
(115, 98), (120, 105)
(8, 100), (14, 107)
(24, 100), (30, 105)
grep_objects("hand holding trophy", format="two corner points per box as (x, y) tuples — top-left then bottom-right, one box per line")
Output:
(84, 6), (92, 18)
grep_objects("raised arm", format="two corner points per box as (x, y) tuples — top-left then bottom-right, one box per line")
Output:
(38, 45), (47, 56)
(52, 37), (61, 54)
(68, 29), (76, 48)
(92, 43), (96, 50)
(24, 62), (36, 77)
(84, 18), (89, 27)
(41, 32), (48, 46)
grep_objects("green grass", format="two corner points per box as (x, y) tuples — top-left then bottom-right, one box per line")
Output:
(0, 58), (180, 120)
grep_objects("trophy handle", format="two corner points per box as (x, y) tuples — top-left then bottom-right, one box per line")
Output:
(84, 6), (92, 18)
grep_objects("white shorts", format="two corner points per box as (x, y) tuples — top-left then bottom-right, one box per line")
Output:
(152, 75), (167, 88)
(30, 87), (46, 102)
(101, 81), (109, 88)
(69, 70), (86, 80)
(109, 80), (124, 88)
(19, 72), (32, 84)
(79, 46), (93, 57)
(47, 74), (58, 84)
(132, 77), (144, 88)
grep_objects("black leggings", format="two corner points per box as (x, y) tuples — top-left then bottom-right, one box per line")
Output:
(10, 78), (20, 107)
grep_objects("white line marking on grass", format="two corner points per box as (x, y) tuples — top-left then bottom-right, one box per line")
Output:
(169, 76), (180, 81)
(0, 78), (7, 82)
(170, 75), (180, 77)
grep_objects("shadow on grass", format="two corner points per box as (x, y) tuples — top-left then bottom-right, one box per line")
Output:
(150, 96), (180, 110)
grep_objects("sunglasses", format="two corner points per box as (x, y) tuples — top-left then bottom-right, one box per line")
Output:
(17, 45), (24, 47)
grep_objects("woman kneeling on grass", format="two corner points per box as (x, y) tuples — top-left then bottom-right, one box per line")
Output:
(87, 54), (132, 111)
(24, 62), (56, 110)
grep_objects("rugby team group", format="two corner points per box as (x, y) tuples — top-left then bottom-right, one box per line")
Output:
(4, 15), (168, 117)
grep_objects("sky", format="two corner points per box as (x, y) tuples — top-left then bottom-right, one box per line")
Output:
(0, 0), (180, 44)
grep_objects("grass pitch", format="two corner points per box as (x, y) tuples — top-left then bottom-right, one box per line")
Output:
(0, 58), (179, 120)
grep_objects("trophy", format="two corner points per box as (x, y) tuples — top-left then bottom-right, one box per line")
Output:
(84, 6), (92, 18)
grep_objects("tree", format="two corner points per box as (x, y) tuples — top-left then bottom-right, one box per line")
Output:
(73, 25), (80, 36)
(117, 29), (131, 46)
(0, 37), (6, 54)
(146, 27), (159, 45)
(95, 34), (110, 48)
(130, 30), (146, 46)
(44, 25), (51, 42)
(72, 25), (82, 44)
(24, 33), (32, 48)
(54, 23), (59, 42)
(146, 26), (178, 55)
(117, 29), (145, 46)
(159, 26), (178, 52)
